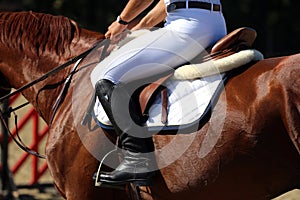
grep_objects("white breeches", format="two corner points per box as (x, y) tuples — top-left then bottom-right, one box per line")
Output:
(90, 8), (226, 86)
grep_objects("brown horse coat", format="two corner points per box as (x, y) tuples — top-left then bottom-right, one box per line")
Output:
(0, 11), (299, 200)
(147, 55), (300, 199)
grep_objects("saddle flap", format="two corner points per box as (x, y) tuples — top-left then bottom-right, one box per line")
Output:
(211, 27), (257, 54)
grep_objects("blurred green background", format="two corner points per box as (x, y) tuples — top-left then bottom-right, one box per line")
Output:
(0, 0), (299, 57)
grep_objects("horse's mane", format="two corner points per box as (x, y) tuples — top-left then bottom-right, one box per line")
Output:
(0, 11), (78, 56)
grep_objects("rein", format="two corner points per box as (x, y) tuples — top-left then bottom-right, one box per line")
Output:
(0, 106), (46, 158)
(0, 43), (100, 103)
(0, 40), (109, 158)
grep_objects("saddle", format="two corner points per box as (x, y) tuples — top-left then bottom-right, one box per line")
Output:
(138, 27), (257, 123)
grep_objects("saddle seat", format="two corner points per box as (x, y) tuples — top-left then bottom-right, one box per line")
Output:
(211, 27), (257, 54)
(139, 27), (257, 117)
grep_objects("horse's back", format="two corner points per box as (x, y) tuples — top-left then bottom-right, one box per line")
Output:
(145, 53), (300, 200)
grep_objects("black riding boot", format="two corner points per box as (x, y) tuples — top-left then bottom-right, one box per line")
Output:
(95, 79), (155, 186)
(99, 133), (155, 186)
(95, 79), (120, 135)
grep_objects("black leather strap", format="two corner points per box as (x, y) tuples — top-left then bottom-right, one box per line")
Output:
(167, 1), (221, 12)
(117, 15), (129, 25)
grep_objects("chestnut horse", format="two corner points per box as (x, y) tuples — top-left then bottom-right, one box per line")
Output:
(0, 11), (300, 200)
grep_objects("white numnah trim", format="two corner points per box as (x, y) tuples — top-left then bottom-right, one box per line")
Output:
(173, 49), (264, 80)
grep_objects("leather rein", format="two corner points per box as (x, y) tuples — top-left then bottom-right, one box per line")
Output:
(0, 40), (109, 159)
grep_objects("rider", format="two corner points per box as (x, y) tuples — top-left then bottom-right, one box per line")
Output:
(91, 0), (227, 186)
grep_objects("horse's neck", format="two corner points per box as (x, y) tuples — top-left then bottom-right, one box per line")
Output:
(4, 30), (102, 124)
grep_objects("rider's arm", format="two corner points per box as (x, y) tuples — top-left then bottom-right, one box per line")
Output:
(131, 0), (166, 30)
(105, 0), (154, 39)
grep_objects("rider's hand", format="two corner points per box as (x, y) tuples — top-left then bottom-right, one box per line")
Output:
(105, 21), (128, 41)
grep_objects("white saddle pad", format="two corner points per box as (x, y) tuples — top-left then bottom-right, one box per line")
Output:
(94, 73), (225, 127)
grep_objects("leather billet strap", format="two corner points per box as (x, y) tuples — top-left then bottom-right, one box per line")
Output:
(167, 1), (221, 12)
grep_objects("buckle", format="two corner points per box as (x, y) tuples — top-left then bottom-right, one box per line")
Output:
(167, 3), (177, 12)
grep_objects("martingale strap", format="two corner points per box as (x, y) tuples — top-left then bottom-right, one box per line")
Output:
(50, 58), (83, 126)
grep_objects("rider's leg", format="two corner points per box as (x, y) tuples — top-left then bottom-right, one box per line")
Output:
(95, 79), (155, 186)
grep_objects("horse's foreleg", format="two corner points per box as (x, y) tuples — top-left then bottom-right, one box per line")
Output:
(45, 128), (129, 200)
(46, 131), (97, 199)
